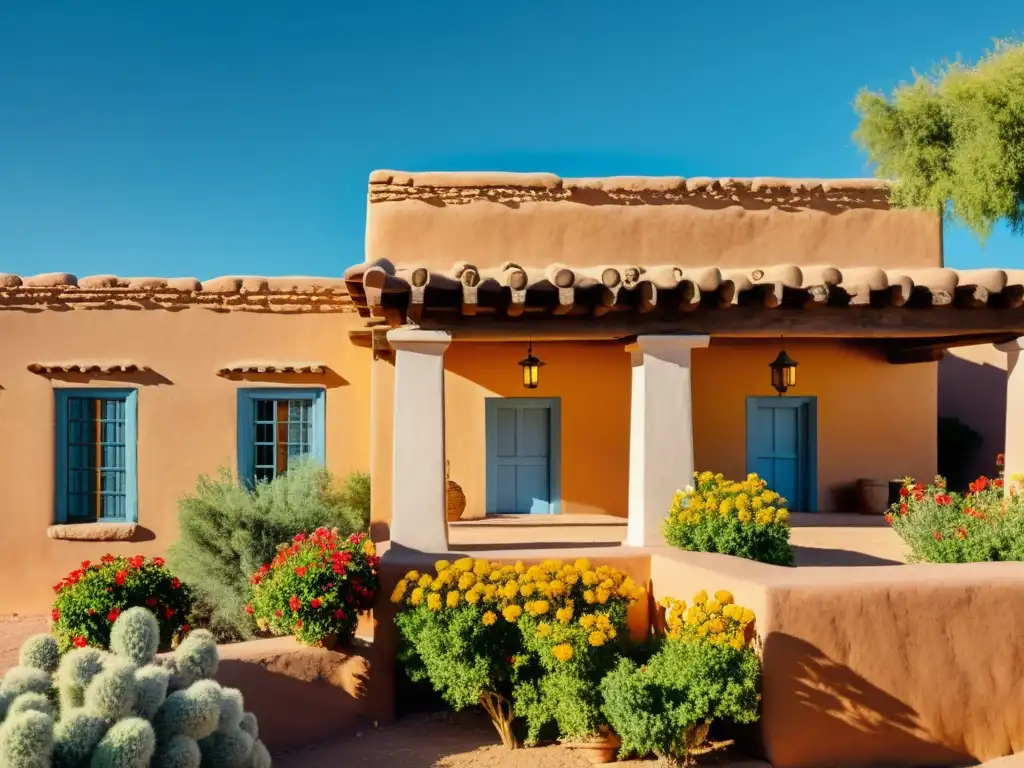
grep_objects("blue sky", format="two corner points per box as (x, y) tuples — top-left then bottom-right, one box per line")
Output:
(0, 1), (1020, 279)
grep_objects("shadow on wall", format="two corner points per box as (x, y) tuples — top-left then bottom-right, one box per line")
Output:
(791, 546), (902, 567)
(938, 353), (1006, 483)
(761, 633), (971, 768)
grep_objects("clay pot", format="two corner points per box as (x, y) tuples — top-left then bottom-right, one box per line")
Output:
(565, 729), (621, 764)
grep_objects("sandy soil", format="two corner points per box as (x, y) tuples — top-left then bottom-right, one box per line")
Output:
(274, 710), (715, 767)
(0, 615), (49, 671)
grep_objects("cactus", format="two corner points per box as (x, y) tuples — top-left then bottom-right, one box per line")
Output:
(0, 609), (271, 766)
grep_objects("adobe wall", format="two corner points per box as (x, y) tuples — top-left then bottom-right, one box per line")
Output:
(366, 171), (942, 272)
(0, 293), (372, 613)
(369, 338), (937, 538)
(938, 345), (1008, 482)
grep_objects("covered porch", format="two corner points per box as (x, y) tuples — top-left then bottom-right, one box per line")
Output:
(346, 259), (1024, 553)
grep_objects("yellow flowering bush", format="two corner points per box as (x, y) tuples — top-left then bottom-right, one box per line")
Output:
(665, 471), (794, 566)
(392, 557), (645, 748)
(602, 588), (761, 763)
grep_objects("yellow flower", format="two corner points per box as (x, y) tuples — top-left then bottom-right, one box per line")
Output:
(552, 643), (573, 662)
(738, 509), (752, 523)
(529, 600), (550, 616)
(775, 509), (789, 523)
(741, 608), (755, 624)
(418, 574), (433, 589)
(714, 590), (733, 605)
(410, 587), (425, 606)
(465, 589), (481, 605)
(482, 611), (497, 626)
(427, 593), (442, 612)
(579, 615), (596, 629)
(582, 571), (600, 587)
(760, 491), (776, 504)
(705, 600), (721, 614)
(547, 579), (566, 597)
(755, 510), (771, 525)
(607, 627), (617, 639)
(454, 558), (474, 572)
(362, 540), (376, 556)
(502, 581), (520, 600)
(405, 570), (421, 582)
(458, 573), (476, 591)
(584, 590), (596, 604)
(434, 560), (451, 573)
(519, 584), (536, 598)
(555, 605), (574, 623)
(692, 590), (708, 605)
(719, 499), (734, 517)
(446, 591), (461, 608)
(588, 631), (606, 647)
(502, 605), (522, 623)
(474, 560), (491, 576)
(390, 580), (408, 604)
(595, 588), (610, 605)
(536, 623), (552, 638)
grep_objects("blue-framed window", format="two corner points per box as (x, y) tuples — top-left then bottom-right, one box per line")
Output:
(237, 389), (326, 485)
(55, 389), (138, 523)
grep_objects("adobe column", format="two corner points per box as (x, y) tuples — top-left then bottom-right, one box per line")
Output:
(996, 338), (1024, 494)
(386, 328), (452, 552)
(626, 334), (710, 547)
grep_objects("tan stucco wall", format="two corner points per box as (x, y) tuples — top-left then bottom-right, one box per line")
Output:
(366, 173), (942, 271)
(0, 309), (372, 613)
(369, 338), (936, 539)
(939, 345), (1008, 481)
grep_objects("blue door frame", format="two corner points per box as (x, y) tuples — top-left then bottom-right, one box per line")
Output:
(745, 396), (818, 512)
(485, 397), (562, 514)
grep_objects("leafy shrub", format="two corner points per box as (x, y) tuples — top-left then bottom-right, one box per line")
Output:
(0, 608), (271, 767)
(391, 557), (645, 748)
(885, 471), (1024, 562)
(51, 555), (193, 655)
(167, 459), (370, 642)
(602, 589), (761, 763)
(665, 472), (793, 566)
(248, 528), (379, 647)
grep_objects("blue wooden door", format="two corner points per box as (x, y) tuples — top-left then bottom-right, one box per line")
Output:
(486, 398), (561, 514)
(745, 397), (817, 512)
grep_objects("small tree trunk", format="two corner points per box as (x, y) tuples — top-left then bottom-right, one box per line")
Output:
(479, 690), (519, 749)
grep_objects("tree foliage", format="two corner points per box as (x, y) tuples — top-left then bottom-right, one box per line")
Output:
(854, 40), (1024, 238)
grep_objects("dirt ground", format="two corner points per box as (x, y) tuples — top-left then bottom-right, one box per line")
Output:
(0, 615), (49, 671)
(274, 710), (692, 767)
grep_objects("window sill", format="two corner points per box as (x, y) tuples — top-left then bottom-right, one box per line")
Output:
(47, 523), (138, 542)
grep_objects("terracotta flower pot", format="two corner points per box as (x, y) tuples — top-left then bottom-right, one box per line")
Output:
(565, 729), (621, 764)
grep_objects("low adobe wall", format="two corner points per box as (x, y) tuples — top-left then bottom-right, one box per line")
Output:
(374, 544), (1024, 768)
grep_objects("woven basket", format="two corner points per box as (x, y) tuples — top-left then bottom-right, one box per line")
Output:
(446, 461), (466, 522)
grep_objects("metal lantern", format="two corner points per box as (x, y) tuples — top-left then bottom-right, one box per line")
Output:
(769, 349), (798, 396)
(518, 342), (544, 389)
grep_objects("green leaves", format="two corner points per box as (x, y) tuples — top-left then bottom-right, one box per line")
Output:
(854, 40), (1024, 239)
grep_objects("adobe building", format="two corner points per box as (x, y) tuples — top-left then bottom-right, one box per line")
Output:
(1, 170), (1022, 610)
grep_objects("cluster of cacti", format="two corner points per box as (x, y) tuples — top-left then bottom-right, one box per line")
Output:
(0, 608), (271, 767)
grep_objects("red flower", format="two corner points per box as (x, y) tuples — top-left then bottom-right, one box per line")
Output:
(997, 453), (1005, 467)
(933, 531), (943, 541)
(289, 596), (301, 612)
(899, 503), (908, 516)
(115, 571), (127, 586)
(80, 560), (91, 570)
(171, 578), (181, 589)
(899, 487), (909, 498)
(334, 609), (346, 620)
(181, 624), (190, 634)
(995, 478), (1004, 488)
(935, 494), (952, 506)
(164, 606), (175, 619)
(100, 554), (115, 564)
(333, 562), (347, 575)
(51, 609), (60, 622)
(145, 597), (157, 608)
(152, 556), (166, 567)
(72, 636), (88, 648)
(108, 608), (121, 622)
(88, 609), (97, 616)
(315, 527), (330, 537)
(913, 490), (925, 501)
(129, 555), (144, 569)
(295, 620), (303, 629)
(245, 604), (254, 614)
(53, 583), (64, 593)
(293, 532), (307, 543)
(956, 527), (969, 540)
(310, 598), (322, 609)
(274, 610), (283, 618)
(250, 573), (263, 585)
(295, 566), (308, 578)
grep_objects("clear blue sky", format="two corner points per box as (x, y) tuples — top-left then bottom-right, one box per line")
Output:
(0, 1), (1020, 279)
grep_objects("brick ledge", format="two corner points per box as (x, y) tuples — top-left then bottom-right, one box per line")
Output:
(47, 523), (138, 541)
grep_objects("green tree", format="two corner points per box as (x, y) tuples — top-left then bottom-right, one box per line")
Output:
(854, 40), (1024, 239)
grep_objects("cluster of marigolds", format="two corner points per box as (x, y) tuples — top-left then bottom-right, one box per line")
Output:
(670, 472), (790, 526)
(885, 474), (1005, 538)
(391, 557), (645, 662)
(660, 589), (755, 650)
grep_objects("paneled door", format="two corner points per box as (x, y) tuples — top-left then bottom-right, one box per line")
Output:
(745, 396), (818, 512)
(485, 398), (562, 514)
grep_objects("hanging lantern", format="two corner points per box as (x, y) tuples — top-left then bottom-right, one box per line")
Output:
(518, 342), (544, 389)
(769, 349), (798, 396)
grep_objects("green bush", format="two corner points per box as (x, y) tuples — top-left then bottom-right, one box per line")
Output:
(167, 460), (369, 642)
(0, 608), (271, 767)
(601, 591), (761, 764)
(664, 471), (793, 566)
(51, 556), (193, 655)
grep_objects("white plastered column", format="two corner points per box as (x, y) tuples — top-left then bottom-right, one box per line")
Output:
(996, 337), (1024, 494)
(387, 329), (451, 552)
(626, 334), (710, 547)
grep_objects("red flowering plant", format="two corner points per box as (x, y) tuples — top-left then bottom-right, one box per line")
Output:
(247, 527), (380, 647)
(51, 554), (194, 653)
(885, 465), (1024, 562)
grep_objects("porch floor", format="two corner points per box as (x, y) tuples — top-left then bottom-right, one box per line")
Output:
(449, 513), (909, 566)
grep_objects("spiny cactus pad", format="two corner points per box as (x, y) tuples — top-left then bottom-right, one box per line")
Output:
(0, 609), (270, 766)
